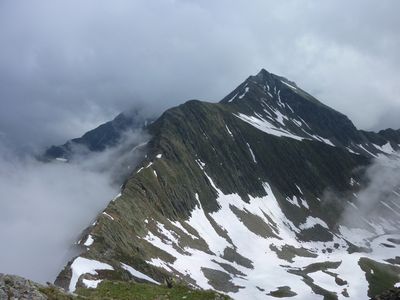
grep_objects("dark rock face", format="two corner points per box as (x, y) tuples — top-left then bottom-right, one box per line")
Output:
(221, 68), (362, 146)
(0, 273), (47, 300)
(372, 287), (400, 300)
(44, 110), (152, 160)
(221, 68), (400, 152)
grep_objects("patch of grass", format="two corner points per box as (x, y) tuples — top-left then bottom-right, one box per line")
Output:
(302, 261), (341, 274)
(76, 280), (230, 300)
(358, 257), (400, 298)
(267, 286), (297, 298)
(269, 244), (317, 263)
(38, 286), (75, 300)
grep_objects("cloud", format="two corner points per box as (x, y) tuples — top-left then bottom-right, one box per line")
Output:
(0, 129), (147, 283)
(0, 0), (399, 150)
(330, 153), (400, 233)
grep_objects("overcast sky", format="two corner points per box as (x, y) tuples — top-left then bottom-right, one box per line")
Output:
(1, 0), (400, 150)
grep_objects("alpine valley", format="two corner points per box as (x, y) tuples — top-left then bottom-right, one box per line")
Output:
(5, 69), (400, 300)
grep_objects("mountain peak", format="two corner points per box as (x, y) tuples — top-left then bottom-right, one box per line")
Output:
(219, 68), (379, 149)
(255, 67), (270, 77)
(220, 69), (302, 106)
(252, 68), (298, 89)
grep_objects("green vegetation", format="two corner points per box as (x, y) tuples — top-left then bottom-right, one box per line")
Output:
(358, 257), (400, 298)
(76, 281), (230, 300)
(39, 286), (75, 300)
(267, 286), (297, 298)
(269, 244), (317, 263)
(40, 281), (230, 300)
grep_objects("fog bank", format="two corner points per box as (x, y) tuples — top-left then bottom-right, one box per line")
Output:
(0, 130), (147, 283)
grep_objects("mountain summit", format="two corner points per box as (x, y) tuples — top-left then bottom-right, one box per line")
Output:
(222, 69), (399, 155)
(49, 69), (400, 299)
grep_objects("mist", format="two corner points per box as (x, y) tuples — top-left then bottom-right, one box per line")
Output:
(0, 130), (148, 283)
(1, 0), (400, 150)
(340, 153), (400, 234)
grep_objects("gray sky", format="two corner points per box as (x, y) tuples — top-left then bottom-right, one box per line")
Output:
(1, 0), (400, 150)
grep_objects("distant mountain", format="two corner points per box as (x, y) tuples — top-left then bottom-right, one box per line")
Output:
(44, 109), (152, 161)
(53, 69), (400, 299)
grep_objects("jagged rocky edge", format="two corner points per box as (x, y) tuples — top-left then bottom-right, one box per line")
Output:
(221, 69), (400, 157)
(54, 69), (400, 299)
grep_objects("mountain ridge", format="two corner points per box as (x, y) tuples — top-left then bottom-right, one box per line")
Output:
(44, 109), (152, 161)
(46, 68), (400, 161)
(47, 68), (400, 299)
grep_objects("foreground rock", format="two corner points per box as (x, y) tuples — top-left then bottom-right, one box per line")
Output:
(0, 273), (49, 300)
(0, 273), (230, 300)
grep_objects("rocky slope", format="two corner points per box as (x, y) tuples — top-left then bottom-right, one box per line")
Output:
(50, 69), (400, 299)
(0, 273), (68, 300)
(0, 273), (228, 300)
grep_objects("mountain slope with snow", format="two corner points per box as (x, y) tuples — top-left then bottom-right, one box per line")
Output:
(53, 69), (400, 299)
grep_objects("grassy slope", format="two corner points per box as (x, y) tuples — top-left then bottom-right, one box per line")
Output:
(41, 281), (230, 300)
(359, 257), (400, 298)
(55, 99), (371, 291)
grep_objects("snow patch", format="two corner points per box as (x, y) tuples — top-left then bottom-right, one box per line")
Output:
(299, 217), (329, 230)
(238, 86), (250, 99)
(281, 80), (297, 90)
(195, 159), (206, 170)
(295, 185), (303, 195)
(235, 113), (304, 141)
(308, 271), (341, 294)
(286, 196), (301, 208)
(83, 235), (94, 247)
(82, 279), (102, 289)
(300, 198), (309, 209)
(186, 191), (230, 255)
(112, 192), (122, 201)
(156, 222), (179, 245)
(225, 125), (234, 137)
(102, 212), (114, 220)
(349, 178), (358, 186)
(246, 143), (257, 163)
(357, 144), (377, 157)
(292, 119), (302, 127)
(69, 257), (114, 292)
(374, 142), (396, 154)
(170, 220), (197, 239)
(227, 92), (238, 103)
(121, 262), (160, 285)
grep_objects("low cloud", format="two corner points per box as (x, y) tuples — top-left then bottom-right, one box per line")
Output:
(337, 154), (400, 233)
(0, 0), (400, 150)
(0, 130), (148, 283)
